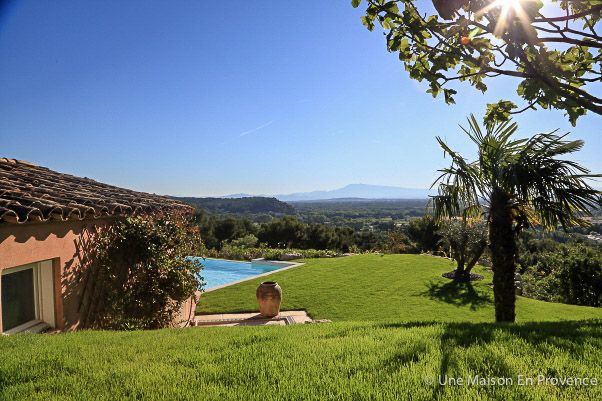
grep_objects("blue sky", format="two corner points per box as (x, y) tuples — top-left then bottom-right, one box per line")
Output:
(1, 1), (600, 196)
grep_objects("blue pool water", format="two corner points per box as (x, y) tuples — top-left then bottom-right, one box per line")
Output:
(195, 258), (293, 290)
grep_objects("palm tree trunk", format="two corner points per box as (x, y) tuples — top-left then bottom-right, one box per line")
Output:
(489, 191), (517, 322)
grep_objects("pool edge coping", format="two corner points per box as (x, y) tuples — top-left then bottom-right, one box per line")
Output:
(201, 259), (305, 293)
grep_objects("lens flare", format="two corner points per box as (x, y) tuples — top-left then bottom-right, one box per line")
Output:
(476, 0), (534, 39)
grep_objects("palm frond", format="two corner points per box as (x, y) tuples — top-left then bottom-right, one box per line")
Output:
(507, 131), (601, 230)
(433, 115), (601, 232)
(431, 135), (483, 221)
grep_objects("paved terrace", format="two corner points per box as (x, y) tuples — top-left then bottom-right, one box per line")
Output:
(192, 311), (315, 327)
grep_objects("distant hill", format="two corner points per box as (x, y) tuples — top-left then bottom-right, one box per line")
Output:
(220, 193), (254, 199)
(289, 198), (428, 205)
(174, 196), (296, 215)
(275, 184), (432, 202)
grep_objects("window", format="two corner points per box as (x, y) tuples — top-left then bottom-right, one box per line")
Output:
(1, 261), (55, 334)
(1, 267), (36, 331)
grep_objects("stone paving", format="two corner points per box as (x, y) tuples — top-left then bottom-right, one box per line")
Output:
(192, 310), (313, 327)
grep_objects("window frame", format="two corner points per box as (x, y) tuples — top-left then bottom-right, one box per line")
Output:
(1, 262), (52, 335)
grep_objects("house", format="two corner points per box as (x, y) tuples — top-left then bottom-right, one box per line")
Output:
(0, 158), (196, 334)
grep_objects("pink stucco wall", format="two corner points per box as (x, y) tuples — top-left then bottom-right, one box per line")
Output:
(0, 219), (198, 331)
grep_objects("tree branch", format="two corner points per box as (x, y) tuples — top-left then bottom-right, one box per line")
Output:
(533, 24), (601, 41)
(539, 37), (602, 49)
(533, 5), (602, 23)
(510, 101), (537, 114)
(516, 49), (602, 114)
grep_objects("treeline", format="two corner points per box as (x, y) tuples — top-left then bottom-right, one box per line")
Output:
(193, 210), (442, 253)
(176, 196), (296, 217)
(193, 211), (381, 252)
(181, 198), (433, 235)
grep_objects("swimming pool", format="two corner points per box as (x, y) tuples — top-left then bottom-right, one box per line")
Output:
(194, 258), (295, 290)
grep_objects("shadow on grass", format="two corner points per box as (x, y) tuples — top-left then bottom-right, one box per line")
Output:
(380, 319), (602, 352)
(379, 319), (602, 397)
(422, 279), (492, 310)
(436, 320), (601, 396)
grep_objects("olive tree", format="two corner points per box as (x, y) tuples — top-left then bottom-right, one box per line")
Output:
(437, 218), (488, 280)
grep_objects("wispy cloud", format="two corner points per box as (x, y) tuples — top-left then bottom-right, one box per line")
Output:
(219, 120), (275, 146)
(238, 120), (274, 137)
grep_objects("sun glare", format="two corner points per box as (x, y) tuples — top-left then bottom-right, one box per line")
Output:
(477, 0), (532, 38)
(494, 0), (522, 10)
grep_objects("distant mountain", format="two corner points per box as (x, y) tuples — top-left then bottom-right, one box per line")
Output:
(275, 184), (432, 202)
(174, 196), (296, 215)
(220, 193), (254, 199)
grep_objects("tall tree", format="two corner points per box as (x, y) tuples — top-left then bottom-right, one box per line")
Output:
(353, 0), (602, 125)
(431, 115), (600, 322)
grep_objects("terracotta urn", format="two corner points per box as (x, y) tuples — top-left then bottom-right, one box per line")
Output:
(256, 281), (282, 317)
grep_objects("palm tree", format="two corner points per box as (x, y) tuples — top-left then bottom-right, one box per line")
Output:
(431, 115), (601, 322)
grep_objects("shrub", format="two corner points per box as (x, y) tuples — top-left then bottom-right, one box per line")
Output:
(384, 229), (418, 254)
(230, 234), (259, 248)
(79, 216), (203, 329)
(522, 243), (602, 307)
(205, 245), (339, 261)
(257, 216), (307, 248)
(407, 215), (441, 252)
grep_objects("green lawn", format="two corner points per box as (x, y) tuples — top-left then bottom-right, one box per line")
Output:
(197, 254), (602, 322)
(2, 254), (601, 401)
(1, 320), (601, 400)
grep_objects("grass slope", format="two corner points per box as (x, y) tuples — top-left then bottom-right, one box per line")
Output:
(1, 321), (600, 400)
(197, 254), (602, 322)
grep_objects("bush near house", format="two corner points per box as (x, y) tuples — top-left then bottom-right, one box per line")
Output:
(78, 216), (203, 330)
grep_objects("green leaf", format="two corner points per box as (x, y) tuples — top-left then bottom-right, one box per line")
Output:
(399, 38), (409, 51)
(468, 27), (482, 39)
(360, 16), (375, 31)
(484, 100), (517, 125)
(351, 0), (361, 8)
(565, 106), (586, 127)
(444, 89), (457, 105)
(475, 81), (487, 92)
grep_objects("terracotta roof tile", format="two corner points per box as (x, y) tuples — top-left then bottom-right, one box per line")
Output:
(0, 158), (192, 224)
